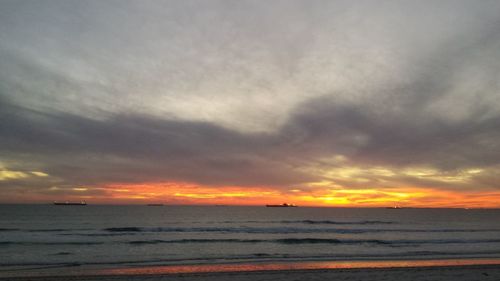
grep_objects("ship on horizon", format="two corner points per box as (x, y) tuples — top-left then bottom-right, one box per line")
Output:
(266, 203), (298, 207)
(386, 205), (402, 209)
(53, 201), (87, 206)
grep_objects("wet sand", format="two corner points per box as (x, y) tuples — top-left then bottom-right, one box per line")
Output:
(2, 265), (500, 281)
(2, 259), (500, 281)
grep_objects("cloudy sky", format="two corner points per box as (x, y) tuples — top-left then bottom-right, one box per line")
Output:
(1, 0), (500, 207)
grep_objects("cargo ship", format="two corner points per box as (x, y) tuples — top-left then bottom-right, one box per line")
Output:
(53, 201), (87, 206)
(266, 203), (298, 207)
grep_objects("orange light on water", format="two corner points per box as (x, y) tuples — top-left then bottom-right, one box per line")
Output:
(102, 258), (500, 276)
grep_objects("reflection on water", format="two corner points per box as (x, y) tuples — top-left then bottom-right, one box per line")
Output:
(104, 258), (500, 275)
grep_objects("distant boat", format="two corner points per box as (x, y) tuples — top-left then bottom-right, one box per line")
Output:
(147, 204), (164, 206)
(386, 206), (402, 209)
(266, 203), (298, 207)
(53, 201), (87, 206)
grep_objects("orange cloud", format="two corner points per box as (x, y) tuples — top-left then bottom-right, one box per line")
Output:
(15, 178), (498, 208)
(85, 182), (500, 208)
(102, 182), (282, 205)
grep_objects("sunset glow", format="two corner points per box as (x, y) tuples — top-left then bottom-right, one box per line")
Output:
(6, 179), (494, 208)
(1, 1), (500, 208)
(3, 159), (499, 207)
(4, 3), (500, 281)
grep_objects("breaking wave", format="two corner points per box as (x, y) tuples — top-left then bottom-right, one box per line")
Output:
(99, 226), (500, 235)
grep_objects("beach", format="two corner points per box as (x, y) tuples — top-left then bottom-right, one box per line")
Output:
(2, 259), (500, 280)
(3, 0), (500, 279)
(3, 264), (500, 281)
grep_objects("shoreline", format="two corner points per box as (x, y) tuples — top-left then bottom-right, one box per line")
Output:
(2, 258), (500, 280)
(102, 258), (500, 275)
(3, 265), (500, 281)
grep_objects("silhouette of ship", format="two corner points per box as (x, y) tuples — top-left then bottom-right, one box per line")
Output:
(266, 203), (298, 207)
(147, 204), (164, 206)
(53, 201), (87, 206)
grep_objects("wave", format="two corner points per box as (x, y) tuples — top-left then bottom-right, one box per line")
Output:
(280, 238), (500, 245)
(154, 220), (396, 225)
(279, 220), (395, 225)
(104, 227), (142, 232)
(0, 228), (18, 232)
(218, 220), (396, 225)
(0, 228), (91, 233)
(52, 252), (73, 256)
(5, 238), (499, 248)
(0, 241), (104, 246)
(3, 249), (500, 268)
(0, 222), (397, 233)
(99, 226), (500, 235)
(7, 224), (500, 235)
(127, 238), (500, 246)
(60, 233), (135, 237)
(129, 239), (263, 245)
(27, 229), (75, 232)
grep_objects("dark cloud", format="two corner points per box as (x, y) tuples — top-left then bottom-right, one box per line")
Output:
(1, 0), (500, 199)
(0, 91), (314, 187)
(2, 76), (500, 192)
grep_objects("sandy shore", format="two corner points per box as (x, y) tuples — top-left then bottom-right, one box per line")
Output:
(2, 264), (500, 281)
(2, 260), (500, 281)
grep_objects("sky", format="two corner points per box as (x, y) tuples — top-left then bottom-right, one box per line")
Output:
(1, 0), (500, 207)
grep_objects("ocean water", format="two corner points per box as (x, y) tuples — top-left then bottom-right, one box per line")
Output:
(1, 205), (500, 272)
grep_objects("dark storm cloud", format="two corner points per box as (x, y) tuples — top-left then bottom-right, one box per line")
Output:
(284, 94), (500, 171)
(2, 78), (500, 191)
(0, 83), (313, 187)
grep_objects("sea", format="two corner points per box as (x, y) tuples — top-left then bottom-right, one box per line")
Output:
(1, 205), (500, 275)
